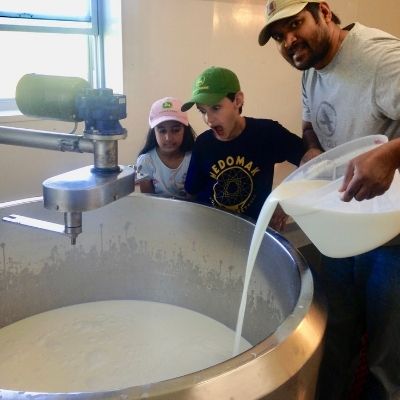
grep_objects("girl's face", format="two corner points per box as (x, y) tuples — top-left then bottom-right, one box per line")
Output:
(155, 120), (185, 155)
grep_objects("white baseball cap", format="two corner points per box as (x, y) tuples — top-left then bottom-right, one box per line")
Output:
(149, 97), (189, 129)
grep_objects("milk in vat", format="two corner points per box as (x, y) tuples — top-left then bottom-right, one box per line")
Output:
(0, 300), (251, 392)
(0, 73), (326, 399)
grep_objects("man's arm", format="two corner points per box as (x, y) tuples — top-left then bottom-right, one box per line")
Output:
(301, 121), (324, 164)
(340, 138), (400, 202)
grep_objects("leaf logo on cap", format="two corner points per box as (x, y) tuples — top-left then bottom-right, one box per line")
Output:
(194, 76), (209, 95)
(162, 101), (173, 109)
(197, 76), (206, 87)
(267, 0), (276, 16)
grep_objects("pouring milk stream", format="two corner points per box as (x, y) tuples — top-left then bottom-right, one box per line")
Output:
(233, 135), (400, 355)
(233, 179), (327, 355)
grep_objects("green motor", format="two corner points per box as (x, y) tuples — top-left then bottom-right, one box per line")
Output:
(15, 74), (91, 122)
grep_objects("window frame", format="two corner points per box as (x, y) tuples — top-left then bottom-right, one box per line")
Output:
(0, 0), (104, 114)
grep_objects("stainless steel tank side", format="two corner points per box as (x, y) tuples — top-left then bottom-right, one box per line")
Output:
(0, 194), (326, 400)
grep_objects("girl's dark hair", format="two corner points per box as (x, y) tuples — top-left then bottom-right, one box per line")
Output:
(138, 124), (196, 156)
(226, 92), (243, 114)
(305, 2), (341, 25)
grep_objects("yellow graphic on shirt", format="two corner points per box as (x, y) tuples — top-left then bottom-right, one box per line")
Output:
(209, 156), (259, 213)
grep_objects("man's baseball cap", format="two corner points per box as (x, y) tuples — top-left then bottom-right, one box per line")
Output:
(181, 67), (241, 111)
(149, 97), (189, 129)
(258, 0), (322, 46)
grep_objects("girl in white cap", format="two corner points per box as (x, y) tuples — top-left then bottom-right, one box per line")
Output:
(136, 97), (196, 199)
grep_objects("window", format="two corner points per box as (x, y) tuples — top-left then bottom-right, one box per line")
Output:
(0, 0), (104, 113)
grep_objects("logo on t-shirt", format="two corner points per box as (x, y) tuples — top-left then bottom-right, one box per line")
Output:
(209, 155), (260, 213)
(316, 101), (336, 137)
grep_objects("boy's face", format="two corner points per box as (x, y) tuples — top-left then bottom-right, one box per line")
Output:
(196, 93), (244, 141)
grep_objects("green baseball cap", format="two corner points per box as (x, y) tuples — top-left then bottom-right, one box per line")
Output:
(181, 67), (241, 111)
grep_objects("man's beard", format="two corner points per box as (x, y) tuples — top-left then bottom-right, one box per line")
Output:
(286, 32), (331, 70)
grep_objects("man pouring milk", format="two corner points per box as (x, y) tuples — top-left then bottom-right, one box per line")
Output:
(258, 0), (400, 399)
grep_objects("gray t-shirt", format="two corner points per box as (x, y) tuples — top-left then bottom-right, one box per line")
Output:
(302, 23), (400, 150)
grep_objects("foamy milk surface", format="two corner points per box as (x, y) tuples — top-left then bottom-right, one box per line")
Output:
(0, 300), (251, 393)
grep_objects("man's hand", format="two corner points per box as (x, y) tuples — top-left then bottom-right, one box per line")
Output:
(339, 139), (400, 202)
(269, 203), (289, 232)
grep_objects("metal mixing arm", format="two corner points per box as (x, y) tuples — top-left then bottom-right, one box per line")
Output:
(0, 74), (135, 244)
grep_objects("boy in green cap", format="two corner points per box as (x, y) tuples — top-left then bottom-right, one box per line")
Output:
(182, 66), (304, 227)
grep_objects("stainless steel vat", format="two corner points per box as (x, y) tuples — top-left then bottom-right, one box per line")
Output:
(0, 194), (326, 400)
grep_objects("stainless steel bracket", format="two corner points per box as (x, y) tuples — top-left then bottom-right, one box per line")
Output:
(2, 214), (65, 234)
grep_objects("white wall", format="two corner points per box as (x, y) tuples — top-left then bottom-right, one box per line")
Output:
(1, 0), (399, 202)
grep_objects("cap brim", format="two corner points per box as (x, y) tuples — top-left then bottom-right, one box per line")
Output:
(181, 93), (227, 112)
(258, 2), (308, 46)
(258, 25), (271, 46)
(181, 102), (195, 112)
(150, 115), (189, 129)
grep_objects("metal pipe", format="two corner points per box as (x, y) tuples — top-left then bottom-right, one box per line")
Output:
(93, 140), (119, 171)
(64, 211), (82, 245)
(0, 126), (94, 153)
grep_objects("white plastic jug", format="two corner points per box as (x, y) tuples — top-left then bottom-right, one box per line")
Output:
(272, 135), (400, 258)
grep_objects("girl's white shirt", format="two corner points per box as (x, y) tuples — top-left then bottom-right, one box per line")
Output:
(136, 148), (191, 199)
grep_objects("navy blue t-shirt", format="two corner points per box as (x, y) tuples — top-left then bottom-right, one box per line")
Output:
(185, 117), (304, 220)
